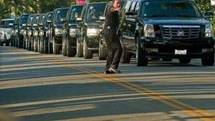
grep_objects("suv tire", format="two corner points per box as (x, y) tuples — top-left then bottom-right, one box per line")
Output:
(76, 38), (83, 57)
(136, 36), (148, 66)
(83, 37), (93, 59)
(53, 40), (61, 54)
(99, 40), (107, 60)
(202, 49), (214, 66)
(62, 36), (67, 56)
(67, 39), (76, 57)
(121, 46), (131, 63)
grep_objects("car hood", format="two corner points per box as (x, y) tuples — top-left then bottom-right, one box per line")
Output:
(140, 17), (210, 26)
(85, 21), (104, 28)
(54, 23), (64, 28)
(0, 28), (12, 33)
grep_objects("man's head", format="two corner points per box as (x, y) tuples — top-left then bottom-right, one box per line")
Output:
(112, 0), (121, 11)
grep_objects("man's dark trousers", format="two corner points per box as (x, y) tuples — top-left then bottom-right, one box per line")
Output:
(104, 29), (122, 71)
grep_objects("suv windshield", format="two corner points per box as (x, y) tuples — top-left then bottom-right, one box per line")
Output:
(141, 1), (201, 18)
(45, 13), (53, 27)
(27, 16), (34, 27)
(54, 8), (69, 23)
(69, 6), (83, 23)
(32, 16), (39, 25)
(19, 15), (29, 25)
(0, 20), (15, 28)
(85, 3), (106, 22)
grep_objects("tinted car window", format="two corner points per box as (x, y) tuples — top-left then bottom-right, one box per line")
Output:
(39, 15), (45, 25)
(69, 6), (83, 23)
(47, 13), (53, 22)
(54, 8), (69, 23)
(19, 15), (29, 25)
(124, 0), (132, 12)
(32, 16), (39, 25)
(27, 16), (34, 26)
(0, 20), (15, 28)
(140, 1), (201, 18)
(85, 3), (106, 22)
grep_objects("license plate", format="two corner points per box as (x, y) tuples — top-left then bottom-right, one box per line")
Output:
(175, 49), (187, 55)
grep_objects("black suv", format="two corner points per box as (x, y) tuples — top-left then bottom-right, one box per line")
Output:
(26, 14), (39, 51)
(120, 0), (214, 66)
(45, 12), (54, 54)
(62, 5), (83, 57)
(50, 8), (69, 54)
(77, 2), (107, 59)
(24, 15), (34, 50)
(11, 18), (19, 47)
(32, 15), (40, 52)
(16, 14), (29, 48)
(0, 18), (15, 46)
(37, 14), (46, 53)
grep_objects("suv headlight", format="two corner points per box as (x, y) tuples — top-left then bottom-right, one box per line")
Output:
(28, 31), (32, 36)
(144, 24), (155, 38)
(205, 24), (213, 37)
(87, 28), (100, 36)
(69, 28), (77, 37)
(33, 31), (38, 36)
(23, 30), (26, 35)
(39, 31), (44, 36)
(20, 29), (25, 34)
(22, 24), (26, 27)
(55, 28), (63, 35)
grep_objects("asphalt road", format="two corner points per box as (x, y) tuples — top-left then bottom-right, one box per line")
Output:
(0, 46), (215, 121)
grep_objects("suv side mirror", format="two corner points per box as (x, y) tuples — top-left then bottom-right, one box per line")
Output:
(47, 20), (52, 23)
(125, 11), (137, 16)
(22, 24), (26, 27)
(9, 23), (14, 27)
(204, 11), (214, 19)
(60, 18), (66, 23)
(39, 23), (43, 27)
(99, 16), (105, 21)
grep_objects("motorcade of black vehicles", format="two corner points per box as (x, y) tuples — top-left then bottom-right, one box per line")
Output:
(120, 0), (214, 66)
(62, 5), (83, 57)
(0, 18), (15, 46)
(50, 7), (69, 54)
(77, 2), (107, 59)
(37, 14), (46, 53)
(16, 14), (29, 48)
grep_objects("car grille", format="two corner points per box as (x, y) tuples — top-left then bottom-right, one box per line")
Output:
(161, 25), (201, 40)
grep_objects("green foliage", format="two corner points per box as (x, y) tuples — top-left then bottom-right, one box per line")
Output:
(195, 0), (215, 35)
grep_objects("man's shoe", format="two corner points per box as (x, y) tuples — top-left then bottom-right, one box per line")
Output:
(109, 68), (121, 74)
(104, 70), (114, 74)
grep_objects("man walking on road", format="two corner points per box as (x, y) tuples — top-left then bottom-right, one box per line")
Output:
(104, 0), (122, 74)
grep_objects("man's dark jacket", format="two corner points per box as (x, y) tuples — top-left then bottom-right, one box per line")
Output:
(103, 2), (120, 42)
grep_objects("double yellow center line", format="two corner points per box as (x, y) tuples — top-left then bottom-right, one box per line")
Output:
(75, 67), (215, 121)
(41, 53), (215, 121)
